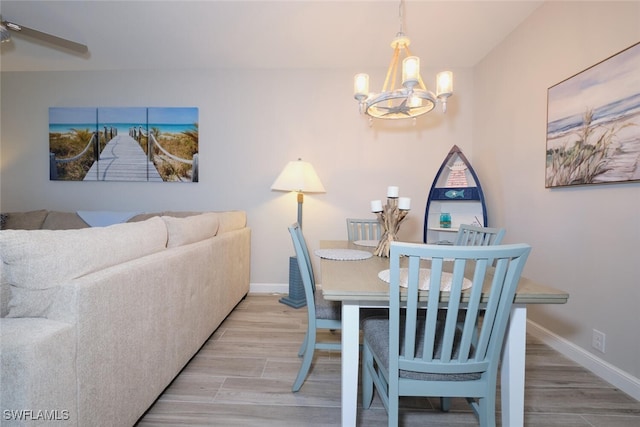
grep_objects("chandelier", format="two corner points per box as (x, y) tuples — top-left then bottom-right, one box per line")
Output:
(353, 0), (453, 121)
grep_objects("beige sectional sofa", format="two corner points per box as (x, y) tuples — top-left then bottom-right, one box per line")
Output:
(0, 210), (251, 426)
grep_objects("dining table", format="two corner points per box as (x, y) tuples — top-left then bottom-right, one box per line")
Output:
(317, 240), (569, 427)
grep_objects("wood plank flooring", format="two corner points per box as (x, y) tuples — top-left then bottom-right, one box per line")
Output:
(136, 294), (640, 426)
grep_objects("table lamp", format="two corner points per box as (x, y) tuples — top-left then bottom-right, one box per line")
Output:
(271, 158), (326, 308)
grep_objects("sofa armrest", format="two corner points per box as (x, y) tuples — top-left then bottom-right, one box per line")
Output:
(0, 318), (77, 426)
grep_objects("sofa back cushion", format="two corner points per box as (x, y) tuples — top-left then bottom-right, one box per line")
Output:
(1, 209), (49, 230)
(41, 211), (90, 230)
(216, 211), (247, 234)
(129, 211), (246, 235)
(0, 217), (168, 318)
(162, 212), (219, 248)
(0, 280), (10, 317)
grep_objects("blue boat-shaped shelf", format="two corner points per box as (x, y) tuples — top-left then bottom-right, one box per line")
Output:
(423, 145), (488, 244)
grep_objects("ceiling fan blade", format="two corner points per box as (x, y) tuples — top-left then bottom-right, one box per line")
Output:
(2, 20), (88, 54)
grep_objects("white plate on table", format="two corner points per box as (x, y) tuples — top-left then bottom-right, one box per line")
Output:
(354, 240), (378, 247)
(314, 249), (373, 261)
(378, 268), (472, 291)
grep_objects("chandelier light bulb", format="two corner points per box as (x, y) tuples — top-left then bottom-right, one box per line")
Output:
(436, 71), (453, 98)
(402, 56), (420, 88)
(408, 94), (422, 108)
(354, 73), (370, 100)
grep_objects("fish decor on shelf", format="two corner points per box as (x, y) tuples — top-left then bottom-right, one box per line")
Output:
(444, 189), (465, 199)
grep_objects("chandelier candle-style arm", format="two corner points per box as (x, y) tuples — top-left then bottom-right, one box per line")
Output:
(436, 71), (454, 112)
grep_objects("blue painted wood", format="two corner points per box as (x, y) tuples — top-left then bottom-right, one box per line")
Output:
(287, 223), (341, 392)
(361, 242), (532, 426)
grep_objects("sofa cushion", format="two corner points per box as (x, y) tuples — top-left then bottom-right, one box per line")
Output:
(41, 211), (90, 230)
(128, 211), (200, 223)
(128, 212), (161, 222)
(0, 217), (168, 318)
(1, 209), (48, 230)
(0, 280), (10, 318)
(216, 211), (247, 233)
(162, 213), (219, 248)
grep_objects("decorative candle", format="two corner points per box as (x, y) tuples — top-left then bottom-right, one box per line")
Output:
(371, 200), (383, 212)
(354, 73), (370, 101)
(387, 186), (399, 198)
(436, 71), (453, 97)
(402, 56), (420, 88)
(398, 197), (411, 210)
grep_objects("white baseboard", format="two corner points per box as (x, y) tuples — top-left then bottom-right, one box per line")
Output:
(527, 320), (640, 401)
(249, 282), (288, 294)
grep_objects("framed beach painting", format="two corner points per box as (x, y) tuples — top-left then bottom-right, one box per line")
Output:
(545, 41), (640, 188)
(49, 107), (199, 182)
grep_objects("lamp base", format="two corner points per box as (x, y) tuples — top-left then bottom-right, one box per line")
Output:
(279, 256), (307, 308)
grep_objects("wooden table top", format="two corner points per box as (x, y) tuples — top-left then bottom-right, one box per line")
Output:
(318, 240), (569, 305)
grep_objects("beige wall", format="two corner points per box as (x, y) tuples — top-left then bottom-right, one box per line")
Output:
(474, 1), (640, 384)
(0, 67), (474, 284)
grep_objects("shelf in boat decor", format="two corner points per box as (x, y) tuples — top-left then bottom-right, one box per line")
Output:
(423, 145), (488, 245)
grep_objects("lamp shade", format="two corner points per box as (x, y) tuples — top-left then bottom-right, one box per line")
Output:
(271, 159), (326, 193)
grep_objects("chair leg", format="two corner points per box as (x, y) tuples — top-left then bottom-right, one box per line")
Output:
(298, 330), (309, 357)
(476, 395), (496, 427)
(361, 342), (374, 408)
(440, 397), (452, 412)
(387, 388), (399, 427)
(292, 327), (316, 392)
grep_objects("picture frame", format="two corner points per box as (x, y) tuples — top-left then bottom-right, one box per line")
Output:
(545, 41), (640, 188)
(49, 107), (199, 182)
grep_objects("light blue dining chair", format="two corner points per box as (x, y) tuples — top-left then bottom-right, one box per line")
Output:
(288, 223), (341, 392)
(361, 241), (531, 426)
(346, 218), (382, 241)
(454, 224), (506, 246)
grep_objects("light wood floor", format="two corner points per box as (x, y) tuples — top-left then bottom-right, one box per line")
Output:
(137, 294), (640, 426)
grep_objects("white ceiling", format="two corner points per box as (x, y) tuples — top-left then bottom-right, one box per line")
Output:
(0, 1), (542, 72)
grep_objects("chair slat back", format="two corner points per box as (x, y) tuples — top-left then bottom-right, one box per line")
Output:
(388, 242), (530, 378)
(288, 223), (317, 315)
(346, 218), (382, 241)
(454, 224), (506, 246)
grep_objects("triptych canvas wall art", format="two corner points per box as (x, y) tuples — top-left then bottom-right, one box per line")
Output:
(49, 107), (199, 182)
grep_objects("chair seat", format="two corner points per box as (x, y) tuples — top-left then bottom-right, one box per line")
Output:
(362, 315), (481, 382)
(315, 291), (387, 321)
(314, 291), (341, 320)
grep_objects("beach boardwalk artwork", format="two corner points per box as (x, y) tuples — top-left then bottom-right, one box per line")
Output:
(546, 41), (640, 187)
(49, 107), (199, 182)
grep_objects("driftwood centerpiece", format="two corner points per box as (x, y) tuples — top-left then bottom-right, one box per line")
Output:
(371, 188), (411, 257)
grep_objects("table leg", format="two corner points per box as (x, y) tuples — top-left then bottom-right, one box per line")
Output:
(341, 301), (360, 427)
(501, 304), (527, 427)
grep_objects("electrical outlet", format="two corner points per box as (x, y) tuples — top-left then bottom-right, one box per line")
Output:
(592, 329), (606, 353)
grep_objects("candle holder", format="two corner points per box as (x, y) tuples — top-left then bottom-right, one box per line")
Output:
(373, 197), (410, 258)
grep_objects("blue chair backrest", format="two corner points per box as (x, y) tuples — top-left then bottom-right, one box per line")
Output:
(288, 223), (317, 315)
(388, 242), (531, 380)
(454, 224), (506, 246)
(346, 218), (382, 241)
